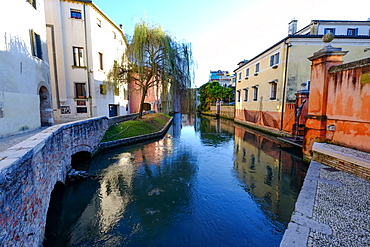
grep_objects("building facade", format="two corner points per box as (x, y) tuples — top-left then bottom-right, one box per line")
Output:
(209, 70), (233, 87)
(234, 20), (370, 134)
(44, 0), (129, 122)
(0, 0), (53, 136)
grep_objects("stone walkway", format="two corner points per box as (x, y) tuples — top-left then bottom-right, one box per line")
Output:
(0, 127), (48, 153)
(280, 161), (370, 246)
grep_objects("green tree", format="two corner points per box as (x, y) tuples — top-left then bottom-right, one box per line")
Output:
(199, 81), (233, 111)
(106, 20), (193, 119)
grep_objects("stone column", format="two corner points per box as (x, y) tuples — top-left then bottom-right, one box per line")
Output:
(303, 45), (348, 156)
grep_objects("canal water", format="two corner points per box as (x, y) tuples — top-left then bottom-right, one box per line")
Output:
(44, 114), (307, 247)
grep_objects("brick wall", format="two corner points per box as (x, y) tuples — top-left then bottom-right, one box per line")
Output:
(206, 105), (235, 119)
(312, 142), (370, 181)
(0, 116), (114, 246)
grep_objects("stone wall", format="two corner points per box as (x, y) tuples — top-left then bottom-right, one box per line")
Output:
(312, 142), (370, 181)
(205, 105), (235, 119)
(0, 113), (146, 246)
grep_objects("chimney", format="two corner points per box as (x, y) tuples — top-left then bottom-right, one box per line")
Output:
(119, 24), (123, 29)
(288, 19), (297, 35)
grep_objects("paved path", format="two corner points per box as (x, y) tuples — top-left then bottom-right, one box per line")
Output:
(0, 127), (49, 153)
(281, 161), (370, 246)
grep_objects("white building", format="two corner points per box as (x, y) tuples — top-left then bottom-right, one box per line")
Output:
(44, 0), (129, 122)
(0, 0), (53, 136)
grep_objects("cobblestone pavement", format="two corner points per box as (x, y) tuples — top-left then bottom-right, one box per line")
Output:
(0, 127), (48, 153)
(281, 161), (370, 246)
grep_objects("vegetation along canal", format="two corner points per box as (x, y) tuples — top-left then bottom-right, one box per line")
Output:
(44, 114), (308, 247)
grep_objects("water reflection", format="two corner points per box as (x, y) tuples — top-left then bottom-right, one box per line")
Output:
(233, 125), (307, 223)
(44, 114), (307, 247)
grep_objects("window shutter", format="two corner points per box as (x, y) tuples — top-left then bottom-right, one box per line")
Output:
(30, 29), (36, 56)
(35, 33), (42, 59)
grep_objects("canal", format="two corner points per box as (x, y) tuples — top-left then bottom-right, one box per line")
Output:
(44, 114), (307, 247)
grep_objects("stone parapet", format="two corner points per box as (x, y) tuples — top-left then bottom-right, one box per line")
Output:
(312, 142), (370, 181)
(0, 116), (110, 246)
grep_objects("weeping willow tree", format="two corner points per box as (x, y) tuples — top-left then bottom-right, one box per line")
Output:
(107, 20), (193, 119)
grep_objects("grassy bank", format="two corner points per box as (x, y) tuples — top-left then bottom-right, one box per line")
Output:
(101, 113), (171, 142)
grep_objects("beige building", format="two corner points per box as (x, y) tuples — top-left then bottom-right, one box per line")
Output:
(234, 20), (370, 134)
(0, 0), (53, 136)
(44, 0), (129, 122)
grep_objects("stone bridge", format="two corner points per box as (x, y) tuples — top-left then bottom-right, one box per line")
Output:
(0, 114), (139, 246)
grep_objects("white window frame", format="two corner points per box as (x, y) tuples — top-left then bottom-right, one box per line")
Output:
(73, 47), (85, 67)
(270, 52), (280, 68)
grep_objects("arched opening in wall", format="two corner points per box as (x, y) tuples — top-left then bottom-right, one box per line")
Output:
(44, 177), (99, 246)
(142, 102), (151, 111)
(39, 86), (53, 126)
(71, 151), (92, 170)
(44, 181), (65, 246)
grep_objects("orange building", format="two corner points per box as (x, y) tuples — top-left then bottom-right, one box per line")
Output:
(128, 76), (162, 114)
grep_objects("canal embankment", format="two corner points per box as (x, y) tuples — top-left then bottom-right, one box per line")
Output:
(1, 114), (369, 246)
(99, 115), (173, 150)
(0, 113), (143, 246)
(280, 144), (370, 247)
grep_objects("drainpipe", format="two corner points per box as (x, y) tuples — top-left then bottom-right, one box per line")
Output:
(280, 39), (291, 131)
(83, 3), (93, 118)
(46, 24), (60, 109)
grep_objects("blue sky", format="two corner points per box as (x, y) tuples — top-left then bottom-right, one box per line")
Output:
(93, 0), (369, 87)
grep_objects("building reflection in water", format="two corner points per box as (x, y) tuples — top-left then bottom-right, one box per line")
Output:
(233, 125), (307, 223)
(44, 115), (307, 246)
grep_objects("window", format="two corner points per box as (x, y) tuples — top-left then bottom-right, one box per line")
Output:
(253, 86), (258, 101)
(100, 84), (107, 95)
(238, 72), (242, 81)
(73, 47), (84, 67)
(99, 52), (103, 70)
(97, 18), (101, 27)
(27, 0), (37, 9)
(71, 9), (82, 19)
(123, 88), (128, 100)
(76, 107), (87, 113)
(347, 28), (358, 36)
(114, 86), (119, 96)
(245, 68), (249, 78)
(243, 88), (248, 101)
(254, 63), (260, 75)
(75, 83), (86, 98)
(113, 31), (116, 39)
(30, 30), (42, 59)
(237, 90), (241, 102)
(269, 81), (277, 100)
(270, 52), (279, 67)
(324, 28), (335, 34)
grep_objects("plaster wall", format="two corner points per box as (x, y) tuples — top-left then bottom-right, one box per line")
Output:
(324, 60), (370, 152)
(45, 0), (128, 121)
(317, 23), (370, 36)
(234, 34), (370, 134)
(0, 0), (52, 136)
